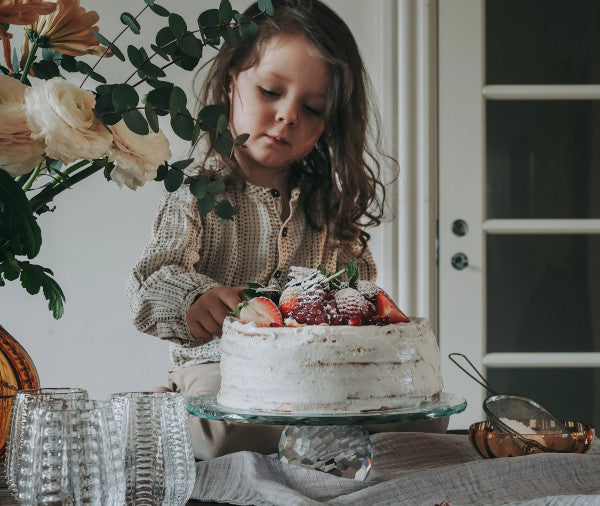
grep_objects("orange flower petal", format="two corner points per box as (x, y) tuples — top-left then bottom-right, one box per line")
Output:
(0, 0), (56, 25)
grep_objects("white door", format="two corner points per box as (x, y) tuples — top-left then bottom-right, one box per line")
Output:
(438, 0), (600, 430)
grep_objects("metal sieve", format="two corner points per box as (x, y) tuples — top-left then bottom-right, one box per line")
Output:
(449, 353), (571, 453)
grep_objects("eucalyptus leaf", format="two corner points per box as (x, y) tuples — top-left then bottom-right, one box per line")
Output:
(140, 60), (166, 78)
(94, 31), (125, 61)
(212, 130), (234, 157)
(122, 109), (149, 135)
(258, 0), (275, 16)
(150, 43), (170, 61)
(149, 2), (169, 16)
(214, 199), (239, 220)
(155, 164), (168, 181)
(144, 0), (154, 6)
(171, 158), (195, 170)
(156, 26), (178, 55)
(120, 12), (141, 34)
(198, 9), (221, 40)
(60, 54), (77, 72)
(170, 110), (194, 141)
(239, 19), (258, 39)
(219, 0), (233, 24)
(32, 60), (60, 79)
(173, 54), (200, 71)
(112, 83), (139, 110)
(168, 13), (187, 37)
(216, 114), (228, 133)
(207, 179), (225, 195)
(178, 34), (203, 58)
(169, 86), (187, 112)
(189, 176), (208, 199)
(145, 102), (159, 132)
(75, 61), (106, 83)
(221, 26), (238, 48)
(196, 194), (216, 215)
(164, 168), (184, 192)
(234, 133), (250, 145)
(198, 104), (227, 128)
(127, 45), (144, 67)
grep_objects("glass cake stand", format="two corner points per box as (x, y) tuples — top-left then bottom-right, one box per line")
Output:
(187, 392), (467, 480)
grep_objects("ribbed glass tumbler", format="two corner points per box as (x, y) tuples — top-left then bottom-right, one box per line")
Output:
(15, 399), (125, 505)
(109, 391), (196, 506)
(5, 387), (89, 499)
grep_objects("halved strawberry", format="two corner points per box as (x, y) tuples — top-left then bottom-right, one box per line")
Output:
(375, 291), (409, 323)
(278, 286), (302, 318)
(239, 297), (283, 327)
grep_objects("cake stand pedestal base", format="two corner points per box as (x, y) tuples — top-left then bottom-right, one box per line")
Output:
(278, 425), (372, 480)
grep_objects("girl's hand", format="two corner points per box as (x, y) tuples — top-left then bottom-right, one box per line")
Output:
(186, 286), (245, 341)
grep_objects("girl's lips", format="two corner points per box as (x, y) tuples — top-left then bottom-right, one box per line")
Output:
(264, 134), (290, 145)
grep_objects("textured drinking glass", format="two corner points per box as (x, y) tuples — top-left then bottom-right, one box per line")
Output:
(15, 399), (125, 505)
(6, 387), (89, 498)
(110, 391), (196, 506)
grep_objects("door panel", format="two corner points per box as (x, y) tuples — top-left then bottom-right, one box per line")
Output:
(439, 0), (600, 429)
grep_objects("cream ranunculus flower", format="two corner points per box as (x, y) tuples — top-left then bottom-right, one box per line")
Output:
(0, 75), (45, 176)
(107, 120), (171, 190)
(24, 77), (112, 164)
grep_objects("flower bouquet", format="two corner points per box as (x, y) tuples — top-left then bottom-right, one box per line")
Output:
(0, 0), (273, 318)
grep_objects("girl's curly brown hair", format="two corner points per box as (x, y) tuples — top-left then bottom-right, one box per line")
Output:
(195, 0), (396, 252)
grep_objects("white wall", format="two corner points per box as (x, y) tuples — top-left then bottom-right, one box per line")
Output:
(1, 0), (397, 399)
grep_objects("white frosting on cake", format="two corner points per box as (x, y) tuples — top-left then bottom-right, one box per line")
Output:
(218, 316), (443, 413)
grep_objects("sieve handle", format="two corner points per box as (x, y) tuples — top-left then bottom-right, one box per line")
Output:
(448, 353), (498, 395)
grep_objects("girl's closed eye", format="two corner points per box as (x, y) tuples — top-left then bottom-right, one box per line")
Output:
(303, 104), (323, 116)
(258, 86), (280, 97)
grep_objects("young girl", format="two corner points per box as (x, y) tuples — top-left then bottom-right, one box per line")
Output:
(128, 0), (440, 460)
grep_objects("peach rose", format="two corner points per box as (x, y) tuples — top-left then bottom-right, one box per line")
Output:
(107, 119), (171, 190)
(24, 77), (112, 164)
(0, 75), (45, 176)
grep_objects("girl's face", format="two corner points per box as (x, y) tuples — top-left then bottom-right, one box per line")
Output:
(228, 33), (330, 177)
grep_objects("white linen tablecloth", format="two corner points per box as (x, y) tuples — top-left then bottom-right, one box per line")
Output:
(190, 432), (600, 505)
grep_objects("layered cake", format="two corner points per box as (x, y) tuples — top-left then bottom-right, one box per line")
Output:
(217, 263), (443, 413)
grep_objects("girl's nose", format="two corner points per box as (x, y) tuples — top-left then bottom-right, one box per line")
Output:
(276, 101), (297, 126)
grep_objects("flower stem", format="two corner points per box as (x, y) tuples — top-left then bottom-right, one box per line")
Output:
(20, 38), (38, 82)
(21, 160), (44, 191)
(28, 162), (103, 213)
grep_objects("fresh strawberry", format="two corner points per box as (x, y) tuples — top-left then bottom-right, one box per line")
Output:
(375, 291), (409, 323)
(355, 280), (382, 304)
(278, 285), (302, 317)
(335, 287), (375, 324)
(239, 297), (283, 327)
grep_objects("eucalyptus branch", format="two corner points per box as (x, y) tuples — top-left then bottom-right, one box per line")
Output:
(81, 3), (151, 87)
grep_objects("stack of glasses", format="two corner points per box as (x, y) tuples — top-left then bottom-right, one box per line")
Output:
(5, 388), (196, 505)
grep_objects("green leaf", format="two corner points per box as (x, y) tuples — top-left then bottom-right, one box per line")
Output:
(168, 13), (187, 37)
(32, 59), (60, 79)
(196, 194), (216, 215)
(145, 102), (159, 132)
(221, 26), (238, 48)
(144, 0), (154, 6)
(169, 86), (187, 113)
(146, 84), (173, 110)
(219, 0), (233, 24)
(214, 199), (238, 220)
(346, 259), (359, 287)
(216, 114), (228, 133)
(112, 83), (139, 111)
(189, 175), (208, 199)
(170, 110), (194, 141)
(93, 31), (125, 61)
(19, 262), (65, 319)
(150, 43), (170, 61)
(234, 133), (250, 145)
(59, 54), (77, 72)
(171, 158), (194, 171)
(198, 104), (227, 129)
(127, 45), (144, 68)
(75, 60), (106, 83)
(0, 169), (42, 258)
(198, 9), (221, 40)
(212, 130), (234, 157)
(140, 60), (166, 78)
(11, 48), (19, 76)
(239, 19), (258, 39)
(149, 2), (169, 16)
(122, 109), (149, 135)
(207, 179), (225, 195)
(178, 34), (203, 58)
(156, 26), (178, 55)
(164, 168), (184, 192)
(258, 0), (275, 16)
(120, 12), (141, 34)
(154, 163), (168, 181)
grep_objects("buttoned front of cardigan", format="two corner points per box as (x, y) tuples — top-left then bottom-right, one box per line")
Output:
(127, 161), (377, 371)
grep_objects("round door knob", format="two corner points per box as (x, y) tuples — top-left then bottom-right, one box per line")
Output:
(452, 219), (468, 236)
(451, 252), (468, 270)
